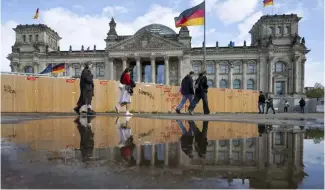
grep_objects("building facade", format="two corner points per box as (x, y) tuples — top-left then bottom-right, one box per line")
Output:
(7, 14), (309, 97)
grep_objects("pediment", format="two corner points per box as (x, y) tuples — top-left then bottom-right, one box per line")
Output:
(108, 32), (185, 51)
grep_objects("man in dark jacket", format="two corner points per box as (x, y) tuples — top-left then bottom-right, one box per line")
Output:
(188, 71), (210, 115)
(258, 91), (266, 114)
(176, 71), (194, 114)
(73, 62), (96, 115)
(176, 120), (194, 158)
(299, 98), (306, 113)
(265, 96), (275, 114)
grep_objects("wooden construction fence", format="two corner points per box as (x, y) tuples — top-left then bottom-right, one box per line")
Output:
(1, 74), (259, 113)
(1, 117), (258, 151)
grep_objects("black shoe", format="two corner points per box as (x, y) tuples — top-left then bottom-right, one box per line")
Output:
(73, 106), (81, 115)
(189, 110), (193, 115)
(176, 109), (181, 114)
(87, 109), (96, 115)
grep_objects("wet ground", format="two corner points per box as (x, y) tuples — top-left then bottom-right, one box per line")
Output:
(1, 115), (324, 189)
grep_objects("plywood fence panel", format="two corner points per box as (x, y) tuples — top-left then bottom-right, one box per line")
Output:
(1, 75), (15, 112)
(1, 74), (259, 113)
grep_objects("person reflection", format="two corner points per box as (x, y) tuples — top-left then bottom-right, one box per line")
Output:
(116, 117), (136, 167)
(74, 116), (96, 162)
(176, 120), (195, 158)
(176, 120), (209, 158)
(257, 124), (266, 137)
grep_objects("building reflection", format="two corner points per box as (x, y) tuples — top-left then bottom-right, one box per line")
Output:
(1, 117), (306, 188)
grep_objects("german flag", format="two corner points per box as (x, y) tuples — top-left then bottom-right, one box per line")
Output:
(263, 0), (274, 7)
(52, 63), (65, 73)
(174, 1), (205, 28)
(33, 8), (39, 19)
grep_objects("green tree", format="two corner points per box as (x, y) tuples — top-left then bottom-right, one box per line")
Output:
(305, 83), (324, 98)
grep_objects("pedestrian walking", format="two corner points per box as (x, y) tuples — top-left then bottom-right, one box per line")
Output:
(176, 120), (194, 158)
(176, 71), (195, 114)
(258, 91), (266, 114)
(265, 96), (275, 114)
(299, 98), (306, 113)
(284, 100), (289, 113)
(188, 71), (210, 115)
(73, 62), (96, 115)
(115, 68), (136, 116)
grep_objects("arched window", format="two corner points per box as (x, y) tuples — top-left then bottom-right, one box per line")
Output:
(192, 61), (201, 74)
(207, 80), (213, 87)
(275, 62), (286, 72)
(96, 63), (105, 77)
(220, 63), (228, 74)
(248, 63), (255, 74)
(29, 35), (32, 42)
(24, 66), (34, 73)
(232, 139), (240, 147)
(73, 64), (81, 77)
(247, 79), (254, 90)
(219, 79), (227, 88)
(35, 34), (39, 42)
(22, 35), (26, 42)
(233, 79), (241, 89)
(206, 63), (214, 74)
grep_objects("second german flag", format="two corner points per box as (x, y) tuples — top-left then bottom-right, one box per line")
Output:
(174, 1), (205, 28)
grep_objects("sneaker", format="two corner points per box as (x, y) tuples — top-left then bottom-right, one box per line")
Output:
(115, 106), (120, 114)
(189, 110), (193, 115)
(176, 109), (181, 114)
(126, 111), (133, 116)
(73, 107), (80, 115)
(87, 109), (96, 115)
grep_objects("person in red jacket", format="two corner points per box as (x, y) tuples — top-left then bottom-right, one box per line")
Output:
(115, 68), (134, 116)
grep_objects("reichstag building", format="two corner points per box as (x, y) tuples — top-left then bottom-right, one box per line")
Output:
(7, 14), (309, 97)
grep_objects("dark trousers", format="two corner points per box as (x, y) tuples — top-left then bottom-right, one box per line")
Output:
(300, 106), (305, 113)
(189, 91), (210, 114)
(284, 107), (288, 112)
(258, 102), (265, 113)
(266, 106), (275, 114)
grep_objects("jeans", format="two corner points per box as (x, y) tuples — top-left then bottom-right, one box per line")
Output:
(176, 120), (194, 136)
(189, 91), (210, 114)
(258, 102), (265, 113)
(300, 106), (305, 113)
(177, 94), (193, 110)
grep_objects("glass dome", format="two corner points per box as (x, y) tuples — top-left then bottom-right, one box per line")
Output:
(135, 24), (176, 36)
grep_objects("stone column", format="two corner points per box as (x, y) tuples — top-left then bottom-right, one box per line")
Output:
(122, 56), (127, 71)
(150, 55), (156, 83)
(104, 56), (110, 80)
(301, 57), (306, 93)
(214, 140), (219, 164)
(228, 63), (233, 89)
(178, 56), (183, 85)
(68, 64), (73, 77)
(268, 57), (274, 93)
(109, 58), (114, 80)
(136, 56), (141, 82)
(256, 60), (260, 91)
(259, 56), (267, 92)
(136, 145), (141, 165)
(151, 144), (155, 165)
(164, 56), (169, 85)
(243, 61), (247, 89)
(33, 63), (39, 74)
(92, 64), (97, 78)
(241, 139), (246, 164)
(228, 140), (232, 162)
(164, 143), (169, 166)
(215, 62), (219, 88)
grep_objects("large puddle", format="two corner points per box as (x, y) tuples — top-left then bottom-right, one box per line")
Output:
(1, 116), (324, 189)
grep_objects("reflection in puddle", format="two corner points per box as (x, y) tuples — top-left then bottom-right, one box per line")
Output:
(1, 116), (324, 189)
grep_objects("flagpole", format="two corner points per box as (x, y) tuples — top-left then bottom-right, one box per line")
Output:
(203, 0), (206, 72)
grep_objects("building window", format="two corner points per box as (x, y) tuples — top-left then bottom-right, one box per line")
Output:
(233, 152), (240, 160)
(24, 66), (34, 73)
(275, 81), (285, 95)
(219, 79), (228, 88)
(247, 79), (255, 90)
(219, 140), (227, 147)
(246, 138), (255, 147)
(220, 64), (228, 74)
(219, 151), (226, 160)
(275, 132), (284, 145)
(276, 26), (281, 35)
(35, 34), (39, 42)
(246, 152), (253, 160)
(268, 27), (273, 35)
(73, 64), (81, 77)
(97, 63), (105, 77)
(234, 65), (241, 73)
(207, 80), (213, 87)
(206, 64), (214, 74)
(274, 154), (284, 164)
(248, 64), (255, 73)
(284, 26), (289, 35)
(29, 35), (32, 42)
(193, 62), (201, 74)
(233, 79), (241, 89)
(22, 35), (26, 42)
(232, 139), (240, 147)
(275, 62), (286, 72)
